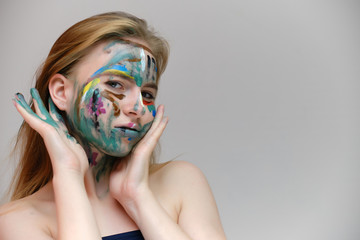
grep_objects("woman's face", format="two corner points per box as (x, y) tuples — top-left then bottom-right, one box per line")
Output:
(67, 39), (158, 158)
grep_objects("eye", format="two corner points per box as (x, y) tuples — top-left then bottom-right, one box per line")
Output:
(106, 80), (124, 90)
(141, 91), (155, 102)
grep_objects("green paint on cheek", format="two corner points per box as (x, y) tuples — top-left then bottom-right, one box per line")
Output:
(141, 104), (146, 116)
(138, 120), (153, 136)
(147, 104), (155, 113)
(102, 112), (120, 150)
(134, 99), (139, 112)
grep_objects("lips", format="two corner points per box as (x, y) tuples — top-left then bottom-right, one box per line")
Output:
(115, 126), (140, 138)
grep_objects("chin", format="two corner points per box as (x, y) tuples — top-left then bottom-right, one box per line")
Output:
(105, 150), (131, 158)
(100, 143), (134, 158)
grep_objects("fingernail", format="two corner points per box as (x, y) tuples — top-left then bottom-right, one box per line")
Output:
(15, 93), (24, 101)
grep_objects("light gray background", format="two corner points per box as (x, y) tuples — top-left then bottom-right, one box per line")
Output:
(1, 0), (359, 239)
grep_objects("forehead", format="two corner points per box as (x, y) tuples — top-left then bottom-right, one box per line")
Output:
(73, 40), (157, 86)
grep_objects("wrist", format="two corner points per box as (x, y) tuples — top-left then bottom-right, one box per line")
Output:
(120, 186), (154, 220)
(51, 155), (88, 177)
(52, 169), (85, 186)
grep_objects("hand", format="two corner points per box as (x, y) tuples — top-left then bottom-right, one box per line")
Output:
(13, 88), (89, 176)
(109, 105), (168, 208)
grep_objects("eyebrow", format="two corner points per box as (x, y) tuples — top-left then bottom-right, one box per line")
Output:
(101, 70), (158, 91)
(143, 82), (158, 91)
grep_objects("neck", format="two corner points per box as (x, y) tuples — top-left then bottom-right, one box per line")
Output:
(84, 145), (119, 199)
(65, 119), (124, 199)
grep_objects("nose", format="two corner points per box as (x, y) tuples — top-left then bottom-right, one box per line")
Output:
(120, 89), (145, 118)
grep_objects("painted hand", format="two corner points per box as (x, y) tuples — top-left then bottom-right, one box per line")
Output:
(109, 105), (168, 208)
(13, 88), (88, 176)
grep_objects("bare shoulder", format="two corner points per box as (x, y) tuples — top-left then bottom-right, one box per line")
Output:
(150, 160), (226, 239)
(150, 160), (209, 191)
(150, 160), (206, 178)
(149, 160), (214, 205)
(0, 195), (54, 239)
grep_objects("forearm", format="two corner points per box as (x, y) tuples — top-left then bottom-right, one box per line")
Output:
(123, 188), (191, 240)
(53, 172), (101, 240)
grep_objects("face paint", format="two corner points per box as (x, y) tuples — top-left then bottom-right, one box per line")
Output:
(93, 41), (157, 87)
(137, 93), (147, 116)
(68, 40), (158, 160)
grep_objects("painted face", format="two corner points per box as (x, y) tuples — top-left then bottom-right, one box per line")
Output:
(68, 40), (158, 159)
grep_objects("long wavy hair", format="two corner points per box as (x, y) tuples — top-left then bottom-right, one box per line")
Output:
(10, 12), (169, 200)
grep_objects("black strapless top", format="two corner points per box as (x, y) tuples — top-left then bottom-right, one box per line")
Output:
(102, 230), (144, 240)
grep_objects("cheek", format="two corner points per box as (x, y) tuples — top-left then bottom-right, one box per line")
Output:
(142, 100), (156, 118)
(101, 90), (123, 117)
(84, 88), (107, 117)
(141, 104), (156, 130)
(75, 86), (113, 132)
(146, 104), (156, 118)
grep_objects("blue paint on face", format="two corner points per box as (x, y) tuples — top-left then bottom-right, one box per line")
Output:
(91, 64), (129, 78)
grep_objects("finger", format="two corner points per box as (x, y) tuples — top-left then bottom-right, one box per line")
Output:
(49, 97), (65, 123)
(14, 93), (36, 116)
(144, 105), (165, 136)
(153, 105), (164, 124)
(32, 96), (47, 120)
(30, 88), (51, 120)
(48, 97), (79, 144)
(13, 96), (47, 131)
(135, 116), (168, 154)
(30, 88), (62, 129)
(147, 116), (169, 144)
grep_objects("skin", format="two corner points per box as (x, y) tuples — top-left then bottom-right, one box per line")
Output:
(66, 40), (159, 183)
(0, 39), (226, 240)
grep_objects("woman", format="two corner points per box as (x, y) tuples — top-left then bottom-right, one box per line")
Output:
(0, 12), (226, 239)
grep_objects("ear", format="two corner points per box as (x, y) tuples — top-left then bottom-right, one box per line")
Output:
(48, 73), (73, 112)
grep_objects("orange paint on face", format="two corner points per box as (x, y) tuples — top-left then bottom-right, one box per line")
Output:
(142, 99), (153, 106)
